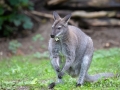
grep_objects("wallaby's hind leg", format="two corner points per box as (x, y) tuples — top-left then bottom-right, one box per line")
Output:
(76, 38), (93, 86)
(76, 55), (92, 86)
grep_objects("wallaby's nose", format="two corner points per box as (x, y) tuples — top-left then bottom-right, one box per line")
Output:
(50, 35), (55, 38)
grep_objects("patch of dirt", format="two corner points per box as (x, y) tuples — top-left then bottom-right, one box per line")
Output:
(86, 27), (120, 50)
(0, 21), (120, 58)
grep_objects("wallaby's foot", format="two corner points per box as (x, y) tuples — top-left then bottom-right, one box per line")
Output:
(76, 83), (82, 87)
(48, 82), (55, 89)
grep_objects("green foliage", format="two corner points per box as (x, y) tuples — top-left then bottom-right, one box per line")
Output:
(32, 34), (44, 42)
(8, 40), (22, 54)
(33, 51), (49, 59)
(0, 0), (34, 37)
(0, 48), (120, 89)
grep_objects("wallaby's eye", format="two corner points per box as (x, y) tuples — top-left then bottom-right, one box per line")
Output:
(57, 26), (62, 30)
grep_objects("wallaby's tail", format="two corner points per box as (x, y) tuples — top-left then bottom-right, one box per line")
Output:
(85, 73), (114, 82)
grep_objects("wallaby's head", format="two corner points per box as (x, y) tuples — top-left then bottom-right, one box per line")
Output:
(50, 11), (71, 39)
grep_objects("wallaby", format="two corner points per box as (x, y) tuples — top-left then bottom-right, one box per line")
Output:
(48, 11), (114, 89)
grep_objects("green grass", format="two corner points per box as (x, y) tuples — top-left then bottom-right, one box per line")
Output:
(0, 48), (120, 90)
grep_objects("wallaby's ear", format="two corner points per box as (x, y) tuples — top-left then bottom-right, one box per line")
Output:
(62, 14), (71, 24)
(53, 11), (61, 20)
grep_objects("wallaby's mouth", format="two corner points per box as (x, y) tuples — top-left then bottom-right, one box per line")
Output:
(50, 35), (55, 38)
(50, 35), (60, 41)
(55, 37), (59, 41)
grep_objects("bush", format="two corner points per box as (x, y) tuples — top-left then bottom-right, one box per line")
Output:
(8, 40), (22, 54)
(0, 0), (34, 37)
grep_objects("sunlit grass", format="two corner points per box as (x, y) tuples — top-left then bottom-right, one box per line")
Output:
(0, 48), (120, 90)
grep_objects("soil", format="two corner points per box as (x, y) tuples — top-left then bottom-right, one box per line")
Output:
(0, 21), (120, 58)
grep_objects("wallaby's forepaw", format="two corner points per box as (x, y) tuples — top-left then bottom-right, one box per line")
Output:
(56, 68), (60, 72)
(48, 82), (55, 89)
(58, 72), (64, 79)
(76, 83), (82, 87)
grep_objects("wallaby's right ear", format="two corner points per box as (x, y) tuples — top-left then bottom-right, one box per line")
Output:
(53, 11), (60, 20)
(62, 14), (71, 24)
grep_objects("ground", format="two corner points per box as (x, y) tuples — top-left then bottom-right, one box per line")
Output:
(0, 48), (120, 90)
(0, 21), (120, 58)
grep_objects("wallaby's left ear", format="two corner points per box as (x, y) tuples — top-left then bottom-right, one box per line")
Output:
(62, 14), (71, 24)
(53, 11), (61, 20)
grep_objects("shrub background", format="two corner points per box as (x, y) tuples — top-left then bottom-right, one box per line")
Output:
(0, 0), (34, 37)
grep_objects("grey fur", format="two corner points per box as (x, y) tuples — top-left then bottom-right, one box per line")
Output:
(48, 12), (114, 88)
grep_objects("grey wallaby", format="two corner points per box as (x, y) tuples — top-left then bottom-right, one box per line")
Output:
(48, 11), (114, 89)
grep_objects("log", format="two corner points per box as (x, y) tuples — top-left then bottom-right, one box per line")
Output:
(24, 11), (41, 22)
(31, 11), (53, 19)
(46, 0), (120, 10)
(46, 0), (68, 6)
(72, 11), (116, 18)
(29, 11), (76, 26)
(83, 18), (120, 26)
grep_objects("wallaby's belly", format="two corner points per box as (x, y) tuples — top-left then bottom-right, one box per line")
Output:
(67, 51), (84, 78)
(67, 68), (79, 77)
(67, 62), (81, 77)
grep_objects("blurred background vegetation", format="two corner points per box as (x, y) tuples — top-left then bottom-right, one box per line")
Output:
(0, 0), (34, 37)
(0, 0), (120, 57)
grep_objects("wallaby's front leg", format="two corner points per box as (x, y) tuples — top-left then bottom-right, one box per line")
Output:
(58, 58), (72, 78)
(58, 51), (75, 79)
(51, 57), (60, 72)
(51, 56), (64, 83)
(49, 57), (61, 89)
(49, 49), (62, 89)
(50, 47), (60, 72)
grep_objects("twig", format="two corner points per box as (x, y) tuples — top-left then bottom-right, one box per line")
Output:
(24, 11), (41, 22)
(31, 11), (53, 19)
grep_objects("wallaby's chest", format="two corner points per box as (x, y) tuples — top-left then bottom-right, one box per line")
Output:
(56, 41), (69, 56)
(53, 42), (67, 68)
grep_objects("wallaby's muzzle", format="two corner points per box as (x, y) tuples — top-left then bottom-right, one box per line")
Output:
(50, 35), (55, 38)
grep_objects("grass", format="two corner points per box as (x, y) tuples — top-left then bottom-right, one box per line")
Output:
(0, 48), (120, 90)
